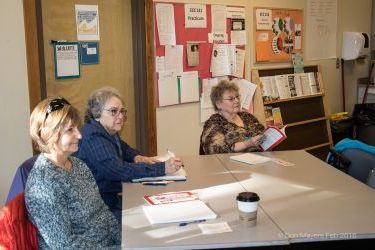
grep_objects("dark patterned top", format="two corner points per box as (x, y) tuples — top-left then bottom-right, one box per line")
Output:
(200, 112), (265, 154)
(25, 154), (120, 249)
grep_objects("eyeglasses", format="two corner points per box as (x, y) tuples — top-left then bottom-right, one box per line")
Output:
(45, 98), (70, 119)
(223, 95), (241, 102)
(103, 107), (127, 117)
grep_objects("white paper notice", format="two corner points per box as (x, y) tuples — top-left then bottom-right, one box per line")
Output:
(158, 70), (179, 107)
(180, 71), (200, 103)
(226, 6), (245, 19)
(165, 45), (183, 76)
(211, 44), (231, 76)
(306, 0), (337, 60)
(255, 8), (272, 30)
(156, 3), (176, 45)
(232, 48), (245, 78)
(208, 32), (228, 44)
(231, 30), (247, 46)
(75, 5), (100, 41)
(155, 56), (165, 73)
(211, 5), (226, 32)
(257, 32), (269, 42)
(235, 79), (257, 111)
(185, 4), (207, 28)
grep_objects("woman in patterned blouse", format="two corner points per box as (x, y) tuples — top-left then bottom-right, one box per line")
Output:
(200, 80), (265, 154)
(25, 98), (120, 249)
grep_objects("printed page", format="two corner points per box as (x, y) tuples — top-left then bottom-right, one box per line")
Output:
(158, 70), (179, 106)
(155, 3), (176, 45)
(165, 45), (183, 76)
(210, 44), (231, 76)
(180, 71), (200, 103)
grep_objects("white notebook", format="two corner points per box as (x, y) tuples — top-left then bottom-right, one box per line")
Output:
(229, 153), (270, 165)
(143, 200), (217, 224)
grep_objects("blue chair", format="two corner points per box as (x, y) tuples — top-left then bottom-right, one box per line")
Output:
(5, 155), (38, 204)
(327, 139), (375, 188)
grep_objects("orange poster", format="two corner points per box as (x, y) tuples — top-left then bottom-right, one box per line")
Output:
(254, 8), (303, 62)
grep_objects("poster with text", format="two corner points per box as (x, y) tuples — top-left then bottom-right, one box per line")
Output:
(255, 8), (303, 62)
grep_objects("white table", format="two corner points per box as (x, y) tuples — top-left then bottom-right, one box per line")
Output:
(121, 155), (288, 249)
(217, 150), (375, 243)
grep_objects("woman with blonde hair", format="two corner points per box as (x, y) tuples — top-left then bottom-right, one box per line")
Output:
(26, 97), (120, 249)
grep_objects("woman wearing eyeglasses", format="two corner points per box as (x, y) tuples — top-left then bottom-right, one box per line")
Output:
(200, 80), (265, 155)
(25, 98), (120, 249)
(76, 87), (183, 222)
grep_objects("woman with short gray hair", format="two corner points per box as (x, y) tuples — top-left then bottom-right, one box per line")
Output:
(200, 80), (265, 154)
(76, 86), (183, 222)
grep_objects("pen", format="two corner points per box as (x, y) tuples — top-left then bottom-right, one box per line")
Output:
(142, 181), (175, 186)
(179, 219), (206, 227)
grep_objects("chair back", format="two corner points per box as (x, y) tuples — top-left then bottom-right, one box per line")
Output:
(6, 155), (38, 204)
(0, 192), (38, 249)
(341, 149), (375, 184)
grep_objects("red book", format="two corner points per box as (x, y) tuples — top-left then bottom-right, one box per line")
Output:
(259, 126), (287, 151)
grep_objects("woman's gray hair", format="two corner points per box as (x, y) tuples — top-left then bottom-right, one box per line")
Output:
(210, 80), (239, 111)
(84, 86), (124, 122)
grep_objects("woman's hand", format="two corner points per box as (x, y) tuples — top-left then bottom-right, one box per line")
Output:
(249, 134), (264, 147)
(233, 134), (265, 152)
(165, 157), (184, 175)
(134, 155), (160, 164)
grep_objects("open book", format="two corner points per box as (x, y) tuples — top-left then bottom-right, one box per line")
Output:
(259, 126), (287, 151)
(131, 150), (187, 182)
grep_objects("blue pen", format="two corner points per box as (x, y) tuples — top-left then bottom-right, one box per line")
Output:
(179, 219), (206, 227)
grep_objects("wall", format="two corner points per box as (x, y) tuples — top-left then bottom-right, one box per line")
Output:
(0, 1), (33, 205)
(156, 0), (372, 156)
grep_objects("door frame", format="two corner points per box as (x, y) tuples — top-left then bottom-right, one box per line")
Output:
(23, 0), (157, 155)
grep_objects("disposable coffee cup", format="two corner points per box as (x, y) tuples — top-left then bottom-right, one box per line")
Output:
(236, 192), (260, 226)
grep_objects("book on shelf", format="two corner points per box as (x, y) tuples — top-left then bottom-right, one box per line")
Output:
(260, 76), (279, 102)
(259, 126), (287, 151)
(259, 73), (321, 101)
(274, 75), (291, 99)
(271, 107), (283, 127)
(264, 106), (274, 126)
(144, 191), (198, 205)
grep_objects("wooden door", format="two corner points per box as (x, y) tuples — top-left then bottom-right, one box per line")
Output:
(40, 0), (136, 146)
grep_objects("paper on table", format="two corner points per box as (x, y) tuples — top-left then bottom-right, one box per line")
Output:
(229, 153), (270, 165)
(143, 200), (217, 224)
(198, 222), (233, 234)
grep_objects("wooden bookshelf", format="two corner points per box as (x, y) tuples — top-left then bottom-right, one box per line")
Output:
(252, 65), (332, 160)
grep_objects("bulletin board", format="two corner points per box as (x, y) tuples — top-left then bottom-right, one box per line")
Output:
(254, 7), (303, 62)
(154, 2), (246, 107)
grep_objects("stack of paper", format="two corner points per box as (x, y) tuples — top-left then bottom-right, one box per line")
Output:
(229, 153), (270, 164)
(143, 200), (217, 224)
(131, 150), (187, 182)
(132, 168), (187, 182)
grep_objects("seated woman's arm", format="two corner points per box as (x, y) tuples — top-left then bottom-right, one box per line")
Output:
(83, 134), (165, 182)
